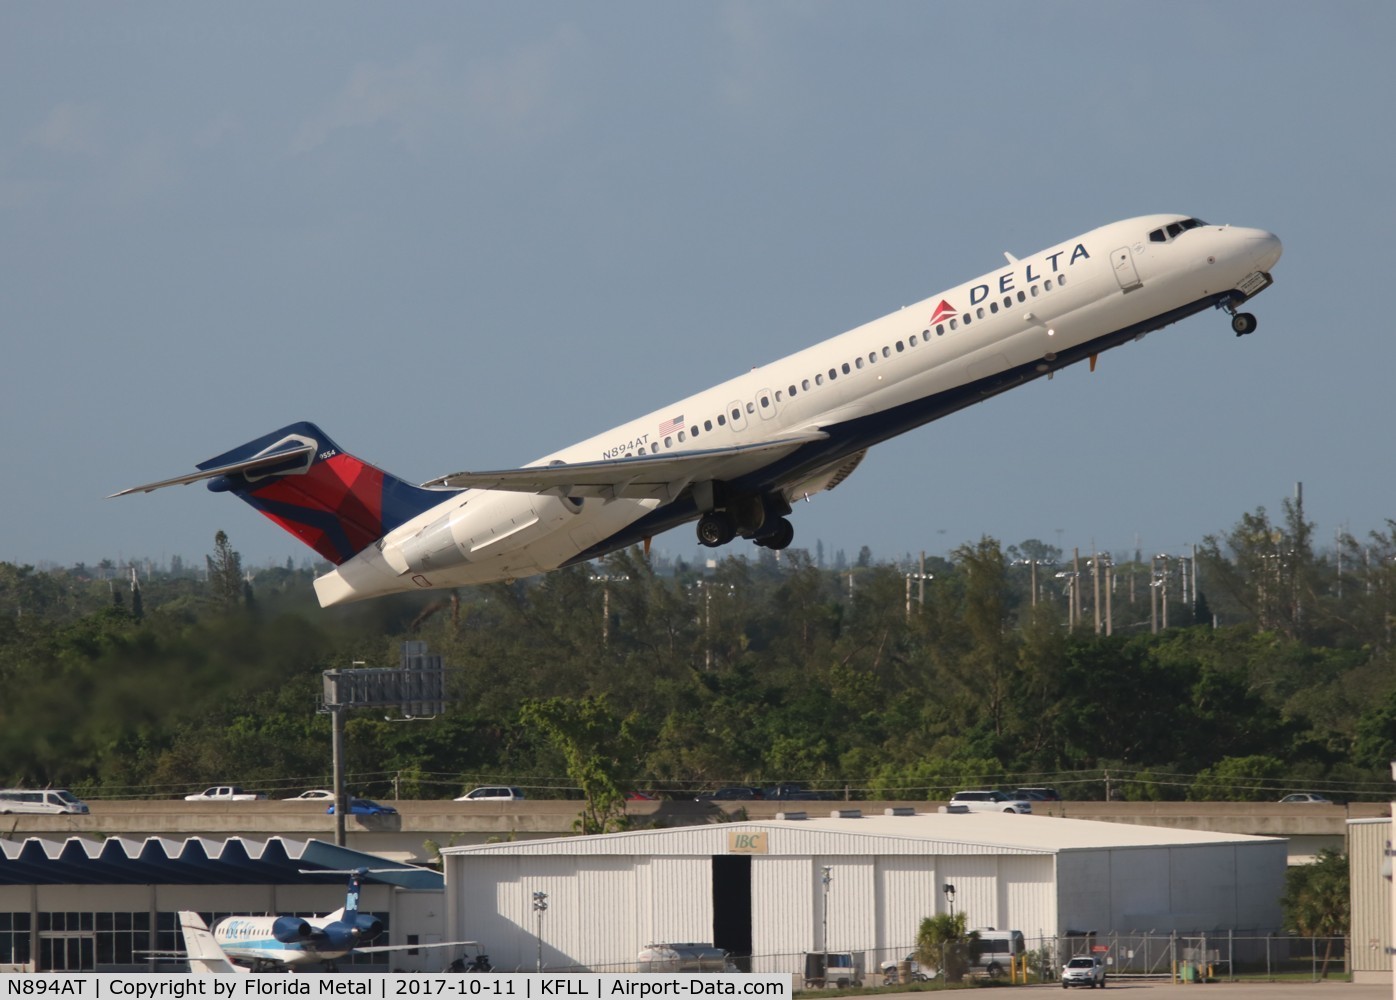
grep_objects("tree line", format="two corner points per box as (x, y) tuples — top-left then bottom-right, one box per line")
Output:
(4, 494), (1396, 807)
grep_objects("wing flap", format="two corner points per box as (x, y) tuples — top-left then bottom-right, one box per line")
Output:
(423, 432), (827, 501)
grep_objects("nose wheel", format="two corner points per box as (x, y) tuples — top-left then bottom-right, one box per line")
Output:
(1231, 311), (1257, 336)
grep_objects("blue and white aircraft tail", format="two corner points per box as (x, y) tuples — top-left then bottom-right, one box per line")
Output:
(114, 214), (1282, 607)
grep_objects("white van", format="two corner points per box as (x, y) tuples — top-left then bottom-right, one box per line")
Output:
(970, 928), (1025, 976)
(0, 789), (90, 815)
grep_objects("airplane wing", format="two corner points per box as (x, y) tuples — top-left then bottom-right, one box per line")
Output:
(352, 939), (482, 955)
(423, 432), (828, 502)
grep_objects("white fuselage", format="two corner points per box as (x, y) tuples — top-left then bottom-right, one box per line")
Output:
(214, 912), (348, 968)
(314, 215), (1281, 606)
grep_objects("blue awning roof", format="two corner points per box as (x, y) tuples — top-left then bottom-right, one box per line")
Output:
(0, 836), (443, 889)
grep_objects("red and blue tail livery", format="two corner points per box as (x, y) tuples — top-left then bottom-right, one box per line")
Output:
(115, 422), (449, 567)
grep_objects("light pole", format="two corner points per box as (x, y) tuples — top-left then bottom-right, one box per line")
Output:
(821, 866), (833, 951)
(590, 574), (628, 646)
(942, 883), (956, 919)
(532, 890), (548, 971)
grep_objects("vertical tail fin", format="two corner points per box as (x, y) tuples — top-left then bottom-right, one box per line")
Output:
(196, 422), (451, 565)
(343, 868), (363, 923)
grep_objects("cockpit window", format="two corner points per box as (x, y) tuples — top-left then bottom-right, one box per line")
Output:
(1149, 217), (1210, 244)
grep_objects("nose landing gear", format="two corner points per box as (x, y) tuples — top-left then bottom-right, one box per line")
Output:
(1230, 311), (1257, 336)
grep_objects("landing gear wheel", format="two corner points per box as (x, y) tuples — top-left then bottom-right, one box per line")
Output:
(696, 512), (736, 547)
(759, 517), (795, 550)
(1231, 311), (1257, 336)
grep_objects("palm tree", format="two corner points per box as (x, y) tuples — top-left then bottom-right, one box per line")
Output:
(1280, 848), (1349, 977)
(916, 912), (978, 982)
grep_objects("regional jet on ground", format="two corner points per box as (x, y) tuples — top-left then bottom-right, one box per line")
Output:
(205, 868), (477, 971)
(114, 215), (1281, 607)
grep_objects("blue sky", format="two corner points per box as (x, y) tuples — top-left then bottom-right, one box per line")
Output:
(3, 2), (1392, 573)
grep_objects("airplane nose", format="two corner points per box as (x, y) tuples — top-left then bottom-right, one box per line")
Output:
(1249, 230), (1283, 271)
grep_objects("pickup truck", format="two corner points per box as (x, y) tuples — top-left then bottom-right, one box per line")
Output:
(183, 786), (266, 802)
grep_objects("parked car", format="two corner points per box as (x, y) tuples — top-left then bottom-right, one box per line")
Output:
(626, 791), (658, 800)
(880, 953), (931, 984)
(763, 782), (832, 801)
(455, 786), (526, 801)
(282, 789), (336, 801)
(947, 790), (1032, 814)
(698, 786), (763, 801)
(1060, 954), (1105, 988)
(183, 786), (265, 802)
(1279, 792), (1332, 804)
(1014, 786), (1062, 801)
(327, 797), (398, 816)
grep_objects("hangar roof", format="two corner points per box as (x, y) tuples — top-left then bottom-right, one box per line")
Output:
(0, 835), (443, 889)
(444, 810), (1283, 857)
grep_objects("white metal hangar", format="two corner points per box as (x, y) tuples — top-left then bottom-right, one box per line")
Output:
(440, 809), (1287, 974)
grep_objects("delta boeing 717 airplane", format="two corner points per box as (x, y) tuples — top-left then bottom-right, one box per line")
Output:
(114, 214), (1281, 607)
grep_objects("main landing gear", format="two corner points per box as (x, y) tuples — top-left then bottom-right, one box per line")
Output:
(696, 512), (795, 551)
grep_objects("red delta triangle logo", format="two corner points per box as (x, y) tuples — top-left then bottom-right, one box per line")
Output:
(929, 300), (956, 325)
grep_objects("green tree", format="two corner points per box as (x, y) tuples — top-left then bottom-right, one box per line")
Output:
(206, 531), (244, 608)
(915, 912), (977, 982)
(1189, 754), (1287, 801)
(519, 695), (638, 834)
(1280, 848), (1348, 976)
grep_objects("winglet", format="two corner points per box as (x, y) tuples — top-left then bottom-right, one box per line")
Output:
(1004, 251), (1019, 264)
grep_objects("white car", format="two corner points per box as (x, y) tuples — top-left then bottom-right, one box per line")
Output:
(282, 789), (336, 801)
(183, 785), (265, 802)
(948, 790), (1032, 814)
(1279, 792), (1332, 804)
(455, 786), (526, 801)
(1061, 955), (1105, 988)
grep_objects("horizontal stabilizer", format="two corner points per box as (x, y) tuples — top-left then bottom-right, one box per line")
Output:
(108, 442), (316, 498)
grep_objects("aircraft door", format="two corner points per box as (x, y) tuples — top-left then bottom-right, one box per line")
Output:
(1111, 246), (1142, 291)
(755, 388), (777, 420)
(726, 400), (748, 433)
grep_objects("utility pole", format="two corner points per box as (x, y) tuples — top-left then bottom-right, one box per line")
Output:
(1091, 547), (1101, 635)
(821, 866), (833, 951)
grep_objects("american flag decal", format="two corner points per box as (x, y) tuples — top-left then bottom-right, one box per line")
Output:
(658, 414), (685, 436)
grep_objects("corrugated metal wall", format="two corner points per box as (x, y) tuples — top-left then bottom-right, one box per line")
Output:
(1349, 819), (1391, 976)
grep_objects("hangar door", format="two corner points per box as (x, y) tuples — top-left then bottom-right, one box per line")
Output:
(712, 855), (752, 970)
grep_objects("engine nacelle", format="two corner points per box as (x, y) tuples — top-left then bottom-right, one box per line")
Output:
(272, 916), (313, 943)
(352, 914), (383, 942)
(384, 492), (581, 576)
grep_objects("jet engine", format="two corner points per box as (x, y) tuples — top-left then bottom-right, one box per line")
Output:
(386, 492), (582, 576)
(271, 916), (313, 943)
